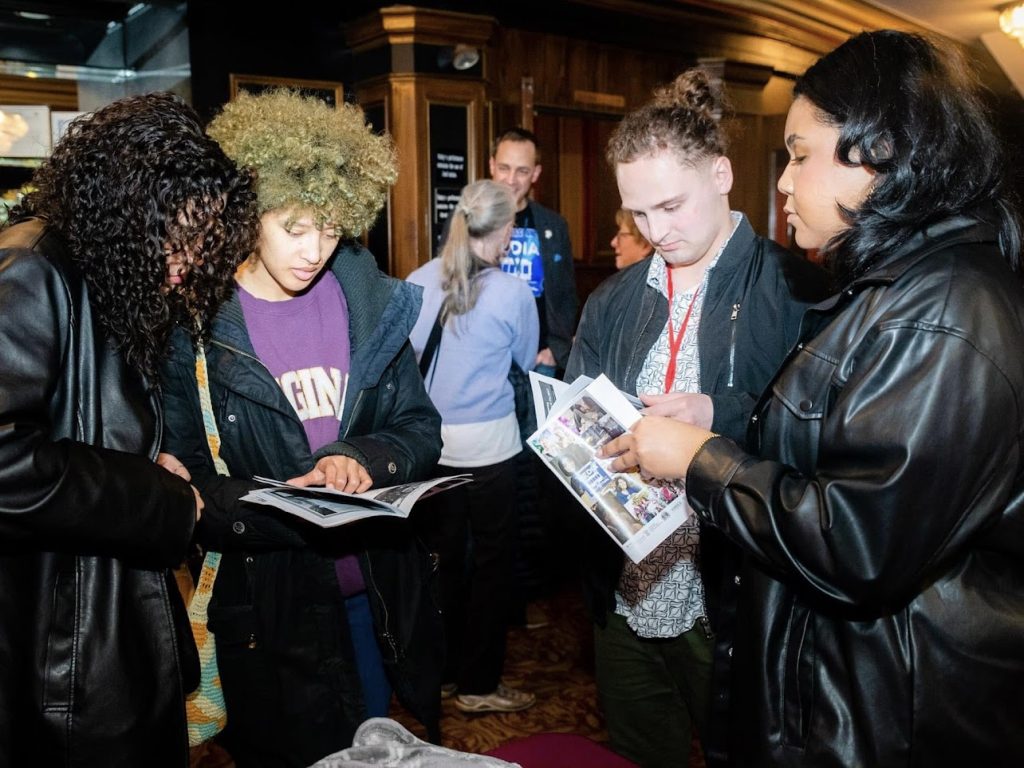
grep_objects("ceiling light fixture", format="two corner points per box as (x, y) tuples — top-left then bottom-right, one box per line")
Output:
(452, 44), (480, 71)
(436, 44), (480, 72)
(999, 3), (1024, 44)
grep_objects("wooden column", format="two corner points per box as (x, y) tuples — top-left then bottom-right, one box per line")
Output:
(345, 5), (495, 278)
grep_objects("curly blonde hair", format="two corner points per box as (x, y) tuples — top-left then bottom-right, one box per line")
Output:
(207, 88), (398, 237)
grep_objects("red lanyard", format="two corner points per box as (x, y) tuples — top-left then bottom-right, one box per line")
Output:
(664, 274), (700, 393)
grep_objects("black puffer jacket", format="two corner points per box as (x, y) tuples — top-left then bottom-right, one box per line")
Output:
(688, 217), (1024, 766)
(160, 243), (443, 767)
(0, 220), (198, 767)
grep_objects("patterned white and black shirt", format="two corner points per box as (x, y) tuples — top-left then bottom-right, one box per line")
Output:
(614, 211), (741, 638)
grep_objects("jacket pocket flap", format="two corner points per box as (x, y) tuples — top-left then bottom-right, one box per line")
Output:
(772, 346), (837, 420)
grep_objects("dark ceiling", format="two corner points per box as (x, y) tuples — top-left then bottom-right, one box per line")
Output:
(0, 1), (167, 66)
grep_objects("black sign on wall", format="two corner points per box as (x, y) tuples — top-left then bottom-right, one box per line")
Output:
(429, 103), (469, 252)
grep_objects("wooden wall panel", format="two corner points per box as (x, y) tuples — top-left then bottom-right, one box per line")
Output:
(557, 116), (584, 260)
(0, 75), (78, 110)
(493, 28), (683, 114)
(387, 77), (423, 279)
(356, 74), (487, 278)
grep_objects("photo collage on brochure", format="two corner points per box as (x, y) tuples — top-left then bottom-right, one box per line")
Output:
(527, 373), (692, 563)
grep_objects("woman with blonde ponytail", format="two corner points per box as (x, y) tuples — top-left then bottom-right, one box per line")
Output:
(408, 179), (539, 714)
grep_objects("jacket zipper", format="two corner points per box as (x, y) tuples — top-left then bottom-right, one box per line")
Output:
(727, 302), (740, 388)
(211, 339), (278, 383)
(362, 554), (398, 662)
(341, 389), (365, 439)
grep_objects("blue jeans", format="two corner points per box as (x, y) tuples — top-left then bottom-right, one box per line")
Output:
(344, 592), (392, 717)
(534, 363), (558, 378)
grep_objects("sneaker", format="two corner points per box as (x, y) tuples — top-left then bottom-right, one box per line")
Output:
(440, 683), (458, 699)
(455, 683), (536, 713)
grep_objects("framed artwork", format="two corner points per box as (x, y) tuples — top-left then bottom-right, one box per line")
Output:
(0, 105), (51, 158)
(228, 74), (343, 108)
(50, 110), (87, 147)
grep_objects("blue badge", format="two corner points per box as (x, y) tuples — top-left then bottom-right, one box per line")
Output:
(502, 226), (544, 297)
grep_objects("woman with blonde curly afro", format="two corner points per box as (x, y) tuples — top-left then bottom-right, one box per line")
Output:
(160, 89), (444, 767)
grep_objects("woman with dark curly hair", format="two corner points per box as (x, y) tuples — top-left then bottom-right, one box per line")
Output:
(160, 89), (443, 767)
(0, 92), (258, 767)
(603, 31), (1024, 766)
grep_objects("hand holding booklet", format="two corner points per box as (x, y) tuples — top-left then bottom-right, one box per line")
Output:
(240, 474), (470, 528)
(527, 371), (692, 563)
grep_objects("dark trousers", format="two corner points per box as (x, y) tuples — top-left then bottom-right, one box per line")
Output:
(595, 612), (713, 768)
(417, 455), (518, 694)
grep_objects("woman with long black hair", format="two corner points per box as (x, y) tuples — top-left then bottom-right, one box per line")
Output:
(603, 30), (1024, 766)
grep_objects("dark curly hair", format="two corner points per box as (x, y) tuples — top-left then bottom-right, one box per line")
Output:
(10, 92), (258, 381)
(606, 67), (730, 169)
(794, 30), (1022, 283)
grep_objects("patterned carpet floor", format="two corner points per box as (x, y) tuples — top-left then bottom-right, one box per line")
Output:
(392, 583), (608, 754)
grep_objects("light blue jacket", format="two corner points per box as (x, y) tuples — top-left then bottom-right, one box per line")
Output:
(407, 259), (538, 425)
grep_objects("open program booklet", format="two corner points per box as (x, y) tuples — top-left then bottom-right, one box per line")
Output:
(240, 475), (471, 528)
(528, 371), (691, 563)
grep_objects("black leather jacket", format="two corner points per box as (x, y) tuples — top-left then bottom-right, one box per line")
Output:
(0, 220), (198, 767)
(160, 243), (443, 767)
(689, 217), (1024, 766)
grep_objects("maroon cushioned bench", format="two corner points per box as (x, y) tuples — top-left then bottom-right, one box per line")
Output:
(485, 733), (638, 767)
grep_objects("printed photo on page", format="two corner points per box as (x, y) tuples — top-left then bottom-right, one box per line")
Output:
(241, 474), (471, 528)
(527, 374), (690, 563)
(529, 370), (642, 426)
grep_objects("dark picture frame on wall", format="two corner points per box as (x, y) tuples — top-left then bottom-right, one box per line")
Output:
(228, 74), (344, 108)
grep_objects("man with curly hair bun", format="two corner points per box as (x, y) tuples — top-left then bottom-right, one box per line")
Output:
(567, 69), (826, 768)
(0, 92), (259, 767)
(160, 89), (444, 767)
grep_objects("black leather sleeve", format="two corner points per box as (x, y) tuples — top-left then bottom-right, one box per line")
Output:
(688, 325), (1020, 613)
(0, 247), (194, 567)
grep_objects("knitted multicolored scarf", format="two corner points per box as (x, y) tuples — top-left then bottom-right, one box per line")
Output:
(184, 341), (228, 746)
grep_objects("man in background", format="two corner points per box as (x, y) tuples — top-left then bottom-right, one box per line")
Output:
(489, 127), (577, 377)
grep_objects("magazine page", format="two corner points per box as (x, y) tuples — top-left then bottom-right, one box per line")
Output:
(528, 369), (567, 426)
(529, 370), (643, 426)
(527, 374), (691, 563)
(241, 475), (471, 529)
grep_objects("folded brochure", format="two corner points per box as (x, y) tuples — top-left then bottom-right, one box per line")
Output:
(527, 371), (691, 563)
(241, 474), (471, 528)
